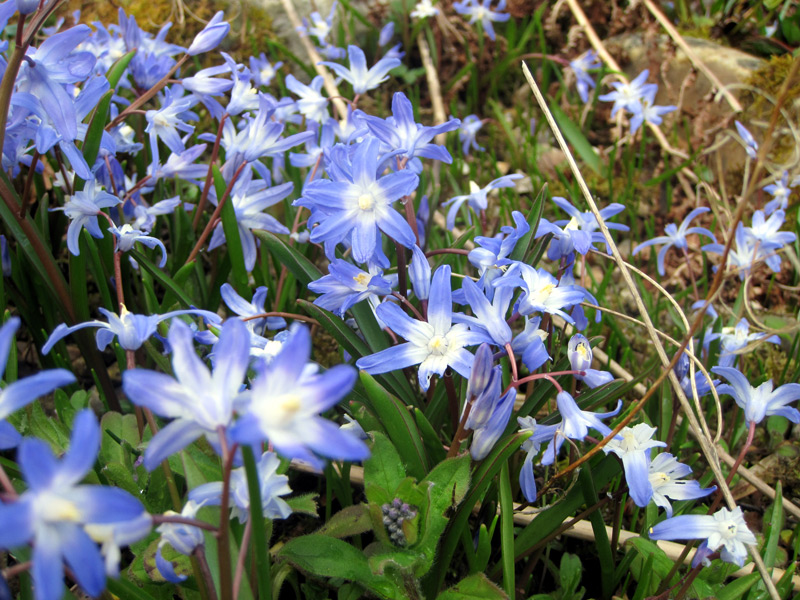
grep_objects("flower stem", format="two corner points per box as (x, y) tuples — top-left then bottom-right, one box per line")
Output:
(216, 427), (237, 600)
(193, 546), (219, 600)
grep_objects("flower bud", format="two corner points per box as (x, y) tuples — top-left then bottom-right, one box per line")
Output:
(17, 0), (40, 15)
(187, 11), (230, 56)
(567, 334), (592, 373)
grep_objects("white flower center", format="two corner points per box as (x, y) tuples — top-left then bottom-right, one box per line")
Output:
(358, 193), (375, 211)
(427, 335), (449, 355)
(35, 492), (82, 523)
(652, 471), (670, 484)
(353, 273), (371, 287)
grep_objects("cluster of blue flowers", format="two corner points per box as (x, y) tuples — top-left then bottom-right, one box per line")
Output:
(0, 0), (796, 597)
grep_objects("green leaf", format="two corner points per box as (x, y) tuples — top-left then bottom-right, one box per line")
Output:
(214, 165), (249, 294)
(414, 408), (446, 465)
(436, 573), (509, 600)
(278, 535), (405, 599)
(558, 553), (582, 595)
(131, 249), (195, 308)
(350, 299), (416, 403)
(286, 492), (319, 517)
(549, 104), (600, 174)
(106, 50), (137, 89)
(242, 445), (271, 600)
(513, 456), (621, 557)
(255, 230), (322, 287)
(363, 431), (408, 502)
(579, 467), (614, 598)
(427, 432), (529, 596)
(102, 461), (143, 499)
(77, 89), (114, 188)
(99, 411), (142, 468)
(359, 373), (428, 480)
(297, 299), (370, 358)
(27, 400), (71, 452)
(316, 504), (373, 538)
(762, 481), (784, 568)
(498, 463), (515, 599)
(508, 183), (547, 262)
(717, 572), (761, 600)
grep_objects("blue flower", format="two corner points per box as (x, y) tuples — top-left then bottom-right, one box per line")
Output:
(598, 70), (658, 117)
(763, 171), (796, 214)
(378, 22), (395, 47)
(408, 245), (431, 301)
(734, 120), (758, 160)
(629, 100), (677, 134)
(453, 0), (511, 41)
(189, 451), (292, 522)
(42, 306), (221, 355)
(123, 318), (251, 469)
(206, 168), (294, 271)
(145, 88), (197, 165)
(229, 325), (370, 467)
(285, 74), (330, 124)
(0, 318), (75, 449)
(0, 410), (148, 600)
(468, 375), (515, 460)
(703, 318), (779, 369)
(250, 53), (283, 87)
(320, 45), (401, 95)
(308, 259), (394, 317)
(495, 264), (588, 325)
(456, 277), (514, 346)
(517, 416), (559, 502)
(442, 175), (522, 230)
(632, 206), (716, 276)
(108, 224), (168, 267)
(458, 115), (485, 155)
(649, 506), (756, 567)
(535, 196), (628, 260)
(648, 453), (715, 518)
(295, 136), (419, 264)
(712, 366), (800, 426)
(356, 265), (489, 391)
(602, 424), (666, 507)
(356, 92), (460, 172)
(221, 283), (286, 333)
(703, 222), (775, 281)
(744, 210), (797, 267)
(155, 500), (205, 583)
(299, 2), (337, 45)
(569, 50), (601, 103)
(540, 391), (621, 465)
(468, 210), (529, 295)
(52, 183), (121, 256)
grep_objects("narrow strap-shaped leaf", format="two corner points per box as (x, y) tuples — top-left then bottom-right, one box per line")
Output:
(242, 445), (272, 600)
(130, 249), (195, 308)
(508, 182), (547, 262)
(359, 372), (428, 480)
(254, 230), (322, 287)
(211, 165), (249, 296)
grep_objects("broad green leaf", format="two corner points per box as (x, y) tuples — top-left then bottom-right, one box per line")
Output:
(286, 492), (319, 517)
(550, 104), (600, 174)
(437, 573), (509, 600)
(278, 535), (405, 599)
(363, 431), (408, 502)
(316, 504), (373, 538)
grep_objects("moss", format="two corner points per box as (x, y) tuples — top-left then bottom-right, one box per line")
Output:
(62, 0), (273, 64)
(741, 54), (800, 164)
